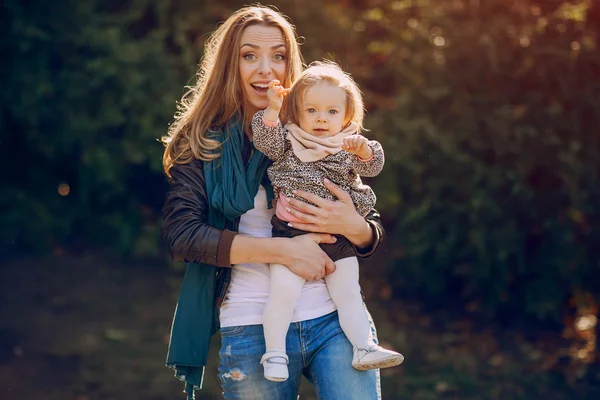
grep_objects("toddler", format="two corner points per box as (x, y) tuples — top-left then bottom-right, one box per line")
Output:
(252, 62), (404, 382)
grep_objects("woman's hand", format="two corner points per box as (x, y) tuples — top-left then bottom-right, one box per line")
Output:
(285, 179), (374, 248)
(282, 233), (337, 281)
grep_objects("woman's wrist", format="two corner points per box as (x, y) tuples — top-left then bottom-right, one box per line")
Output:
(230, 235), (290, 265)
(270, 237), (292, 265)
(343, 215), (375, 250)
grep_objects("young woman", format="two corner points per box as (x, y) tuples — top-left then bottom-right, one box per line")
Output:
(161, 6), (386, 400)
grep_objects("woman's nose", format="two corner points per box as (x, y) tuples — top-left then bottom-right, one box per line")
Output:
(257, 57), (272, 76)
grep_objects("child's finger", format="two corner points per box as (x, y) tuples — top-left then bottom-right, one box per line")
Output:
(268, 79), (280, 89)
(343, 138), (352, 151)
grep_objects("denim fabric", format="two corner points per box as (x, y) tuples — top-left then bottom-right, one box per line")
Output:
(218, 310), (381, 400)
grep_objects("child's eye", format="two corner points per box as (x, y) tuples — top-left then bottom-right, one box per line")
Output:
(329, 110), (338, 115)
(242, 53), (257, 61)
(273, 53), (286, 61)
(307, 108), (316, 113)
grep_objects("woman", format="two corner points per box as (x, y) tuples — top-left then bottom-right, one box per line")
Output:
(161, 6), (385, 400)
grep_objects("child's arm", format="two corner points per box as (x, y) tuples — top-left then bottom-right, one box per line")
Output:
(263, 79), (288, 122)
(252, 80), (290, 161)
(343, 135), (385, 177)
(252, 111), (287, 161)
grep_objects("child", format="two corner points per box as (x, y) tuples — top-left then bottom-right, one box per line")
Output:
(252, 62), (404, 382)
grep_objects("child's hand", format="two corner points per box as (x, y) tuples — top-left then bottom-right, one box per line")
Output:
(266, 79), (290, 112)
(343, 135), (373, 160)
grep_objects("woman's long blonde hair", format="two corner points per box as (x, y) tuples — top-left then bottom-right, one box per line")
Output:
(161, 6), (304, 177)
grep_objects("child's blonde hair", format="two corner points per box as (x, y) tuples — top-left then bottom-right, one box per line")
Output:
(281, 61), (365, 132)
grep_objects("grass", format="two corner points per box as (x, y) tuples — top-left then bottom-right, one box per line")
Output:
(0, 253), (598, 399)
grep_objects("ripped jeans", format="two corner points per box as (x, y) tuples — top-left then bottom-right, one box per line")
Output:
(218, 310), (381, 400)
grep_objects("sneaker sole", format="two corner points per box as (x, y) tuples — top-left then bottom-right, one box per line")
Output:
(352, 354), (405, 371)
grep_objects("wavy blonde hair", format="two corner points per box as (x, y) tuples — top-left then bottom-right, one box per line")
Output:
(162, 6), (304, 177)
(281, 61), (365, 132)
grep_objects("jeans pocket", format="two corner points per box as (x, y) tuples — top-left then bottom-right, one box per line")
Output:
(220, 325), (249, 337)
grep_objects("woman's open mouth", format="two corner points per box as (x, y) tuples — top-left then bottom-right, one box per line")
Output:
(251, 83), (269, 95)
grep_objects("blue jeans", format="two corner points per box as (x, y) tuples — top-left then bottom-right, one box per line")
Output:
(218, 310), (381, 400)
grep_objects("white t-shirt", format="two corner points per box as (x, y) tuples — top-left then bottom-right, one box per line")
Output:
(219, 186), (336, 327)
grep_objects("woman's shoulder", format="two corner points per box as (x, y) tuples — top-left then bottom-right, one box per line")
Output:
(169, 158), (206, 183)
(173, 158), (204, 170)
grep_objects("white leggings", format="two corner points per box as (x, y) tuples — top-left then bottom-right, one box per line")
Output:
(262, 257), (371, 355)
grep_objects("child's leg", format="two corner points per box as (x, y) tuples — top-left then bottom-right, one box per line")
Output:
(262, 263), (305, 381)
(325, 257), (404, 370)
(323, 257), (371, 348)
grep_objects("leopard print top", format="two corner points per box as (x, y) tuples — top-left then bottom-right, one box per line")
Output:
(252, 110), (384, 217)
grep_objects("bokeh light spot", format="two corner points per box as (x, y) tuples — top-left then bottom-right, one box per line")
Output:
(433, 36), (445, 47)
(58, 183), (70, 196)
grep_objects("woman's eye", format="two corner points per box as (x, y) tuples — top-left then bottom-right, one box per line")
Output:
(329, 110), (338, 115)
(243, 53), (256, 61)
(273, 53), (285, 61)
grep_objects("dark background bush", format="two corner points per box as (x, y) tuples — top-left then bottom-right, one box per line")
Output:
(2, 0), (599, 325)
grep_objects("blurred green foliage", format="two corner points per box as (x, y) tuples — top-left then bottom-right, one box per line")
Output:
(341, 0), (600, 322)
(2, 0), (599, 322)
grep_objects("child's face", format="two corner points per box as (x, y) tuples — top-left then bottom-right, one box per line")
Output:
(298, 82), (347, 138)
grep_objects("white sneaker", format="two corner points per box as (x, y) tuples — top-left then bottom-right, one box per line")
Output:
(352, 345), (404, 370)
(260, 351), (289, 382)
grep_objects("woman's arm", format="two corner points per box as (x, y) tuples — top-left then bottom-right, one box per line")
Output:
(162, 160), (337, 279)
(229, 233), (337, 281)
(162, 160), (236, 266)
(281, 178), (385, 257)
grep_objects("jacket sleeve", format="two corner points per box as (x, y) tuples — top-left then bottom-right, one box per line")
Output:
(161, 160), (237, 267)
(355, 208), (385, 258)
(349, 140), (385, 177)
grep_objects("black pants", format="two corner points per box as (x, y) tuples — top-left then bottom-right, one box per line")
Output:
(271, 215), (356, 262)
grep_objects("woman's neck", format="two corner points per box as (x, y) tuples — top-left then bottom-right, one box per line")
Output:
(243, 104), (261, 141)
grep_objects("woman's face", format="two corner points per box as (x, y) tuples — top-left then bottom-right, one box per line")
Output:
(239, 25), (287, 115)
